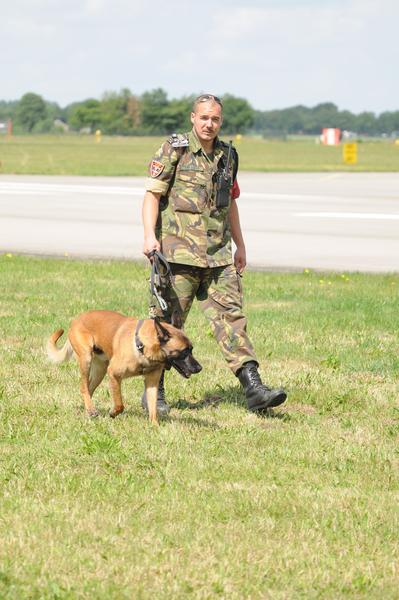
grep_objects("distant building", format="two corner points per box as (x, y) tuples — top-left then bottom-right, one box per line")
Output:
(53, 118), (69, 132)
(342, 130), (358, 141)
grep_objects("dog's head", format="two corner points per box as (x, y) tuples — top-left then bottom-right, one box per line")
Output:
(154, 319), (202, 379)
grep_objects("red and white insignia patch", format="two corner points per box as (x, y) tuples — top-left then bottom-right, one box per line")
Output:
(150, 160), (165, 178)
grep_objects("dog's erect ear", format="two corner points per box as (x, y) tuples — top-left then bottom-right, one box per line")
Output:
(171, 310), (183, 330)
(154, 318), (171, 345)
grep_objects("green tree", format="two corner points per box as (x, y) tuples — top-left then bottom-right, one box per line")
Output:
(100, 90), (129, 134)
(355, 112), (377, 135)
(252, 109), (282, 135)
(311, 103), (340, 131)
(32, 100), (64, 133)
(16, 92), (47, 132)
(160, 97), (192, 133)
(336, 110), (357, 131)
(69, 99), (102, 131)
(140, 88), (169, 133)
(280, 106), (309, 134)
(100, 88), (143, 134)
(126, 95), (141, 130)
(221, 94), (254, 134)
(377, 111), (399, 135)
(0, 100), (18, 123)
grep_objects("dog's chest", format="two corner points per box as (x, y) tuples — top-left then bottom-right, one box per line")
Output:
(120, 353), (159, 378)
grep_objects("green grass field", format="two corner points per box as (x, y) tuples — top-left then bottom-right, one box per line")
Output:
(1, 254), (398, 598)
(0, 135), (398, 175)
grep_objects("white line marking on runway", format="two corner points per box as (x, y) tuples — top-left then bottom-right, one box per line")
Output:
(0, 182), (298, 200)
(1, 183), (396, 213)
(0, 182), (335, 202)
(295, 212), (399, 220)
(0, 182), (144, 196)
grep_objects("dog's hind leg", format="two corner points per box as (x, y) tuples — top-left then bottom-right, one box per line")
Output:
(69, 326), (100, 418)
(89, 356), (108, 396)
(76, 354), (100, 418)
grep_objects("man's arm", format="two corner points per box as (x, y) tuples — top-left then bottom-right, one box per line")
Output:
(229, 197), (246, 273)
(142, 191), (161, 256)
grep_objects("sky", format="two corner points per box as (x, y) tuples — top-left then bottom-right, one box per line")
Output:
(1, 0), (398, 114)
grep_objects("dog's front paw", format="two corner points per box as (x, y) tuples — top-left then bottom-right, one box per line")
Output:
(87, 409), (99, 418)
(109, 407), (124, 418)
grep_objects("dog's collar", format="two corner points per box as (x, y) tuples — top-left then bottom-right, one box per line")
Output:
(135, 319), (145, 354)
(135, 318), (171, 356)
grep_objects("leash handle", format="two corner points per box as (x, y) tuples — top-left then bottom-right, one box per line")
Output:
(148, 250), (171, 317)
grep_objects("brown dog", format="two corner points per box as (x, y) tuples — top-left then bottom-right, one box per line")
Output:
(46, 310), (202, 424)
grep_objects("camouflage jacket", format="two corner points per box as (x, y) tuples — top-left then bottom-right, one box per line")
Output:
(145, 129), (239, 268)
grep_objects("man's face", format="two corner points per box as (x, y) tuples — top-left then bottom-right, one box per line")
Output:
(191, 101), (223, 145)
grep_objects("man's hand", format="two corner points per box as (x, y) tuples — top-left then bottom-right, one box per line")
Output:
(234, 245), (246, 273)
(143, 235), (160, 258)
(229, 198), (246, 273)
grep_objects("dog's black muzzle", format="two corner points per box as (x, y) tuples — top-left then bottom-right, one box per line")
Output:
(167, 348), (202, 379)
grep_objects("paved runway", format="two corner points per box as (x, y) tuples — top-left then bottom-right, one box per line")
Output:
(0, 173), (398, 272)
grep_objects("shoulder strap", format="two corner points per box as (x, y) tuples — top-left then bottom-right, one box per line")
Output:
(220, 141), (239, 181)
(168, 132), (189, 148)
(231, 146), (239, 181)
(160, 133), (189, 204)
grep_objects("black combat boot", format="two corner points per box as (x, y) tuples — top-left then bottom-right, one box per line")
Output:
(237, 361), (287, 412)
(141, 371), (170, 417)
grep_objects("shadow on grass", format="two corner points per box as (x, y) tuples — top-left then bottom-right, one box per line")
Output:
(172, 414), (222, 430)
(79, 383), (291, 425)
(80, 405), (223, 429)
(173, 385), (291, 422)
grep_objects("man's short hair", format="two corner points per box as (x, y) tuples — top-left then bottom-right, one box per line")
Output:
(192, 94), (223, 112)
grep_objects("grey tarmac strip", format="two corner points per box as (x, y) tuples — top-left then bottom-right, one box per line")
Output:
(0, 173), (398, 273)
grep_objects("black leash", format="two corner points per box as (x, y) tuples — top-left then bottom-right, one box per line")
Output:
(147, 250), (171, 318)
(134, 251), (172, 355)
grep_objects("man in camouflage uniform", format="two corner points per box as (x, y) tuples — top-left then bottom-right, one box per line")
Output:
(141, 94), (287, 415)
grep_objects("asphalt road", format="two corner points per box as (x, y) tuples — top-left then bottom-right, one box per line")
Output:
(1, 173), (398, 272)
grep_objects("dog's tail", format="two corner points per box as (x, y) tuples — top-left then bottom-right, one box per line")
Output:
(46, 329), (74, 364)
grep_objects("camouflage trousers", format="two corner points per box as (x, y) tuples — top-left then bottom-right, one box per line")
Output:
(150, 262), (258, 374)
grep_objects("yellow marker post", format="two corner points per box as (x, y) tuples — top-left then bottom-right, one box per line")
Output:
(343, 142), (358, 165)
(95, 129), (102, 143)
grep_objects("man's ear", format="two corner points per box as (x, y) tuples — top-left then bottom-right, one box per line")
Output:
(171, 310), (183, 330)
(154, 319), (171, 345)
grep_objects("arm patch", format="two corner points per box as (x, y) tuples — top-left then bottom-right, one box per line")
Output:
(150, 160), (165, 178)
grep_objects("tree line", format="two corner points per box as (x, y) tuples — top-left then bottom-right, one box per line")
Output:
(1, 89), (398, 136)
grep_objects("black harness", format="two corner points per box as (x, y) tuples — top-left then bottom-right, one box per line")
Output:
(134, 316), (171, 357)
(135, 319), (145, 354)
(134, 317), (190, 372)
